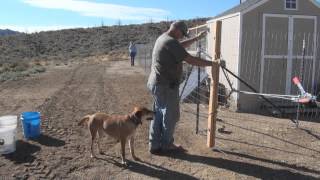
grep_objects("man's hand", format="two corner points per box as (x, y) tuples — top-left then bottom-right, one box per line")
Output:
(196, 31), (207, 40)
(212, 59), (226, 68)
(219, 59), (226, 68)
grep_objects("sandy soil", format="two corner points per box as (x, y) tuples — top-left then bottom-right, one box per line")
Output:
(0, 56), (319, 180)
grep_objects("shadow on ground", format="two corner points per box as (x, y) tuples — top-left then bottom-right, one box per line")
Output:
(30, 134), (65, 147)
(158, 151), (319, 180)
(96, 156), (198, 180)
(3, 140), (41, 164)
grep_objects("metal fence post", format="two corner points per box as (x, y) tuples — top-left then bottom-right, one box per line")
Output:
(196, 43), (201, 134)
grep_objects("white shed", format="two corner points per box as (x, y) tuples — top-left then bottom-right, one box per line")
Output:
(207, 0), (320, 112)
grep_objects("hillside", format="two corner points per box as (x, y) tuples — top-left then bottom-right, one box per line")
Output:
(0, 29), (20, 36)
(0, 18), (209, 64)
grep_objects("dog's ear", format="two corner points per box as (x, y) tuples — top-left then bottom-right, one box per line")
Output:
(134, 110), (143, 124)
(134, 110), (142, 119)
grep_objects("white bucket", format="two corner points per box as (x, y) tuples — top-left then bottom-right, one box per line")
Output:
(0, 115), (18, 154)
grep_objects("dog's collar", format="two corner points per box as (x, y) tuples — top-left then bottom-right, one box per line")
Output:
(130, 114), (142, 126)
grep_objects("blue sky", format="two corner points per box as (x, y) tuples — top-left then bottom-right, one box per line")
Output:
(0, 0), (240, 32)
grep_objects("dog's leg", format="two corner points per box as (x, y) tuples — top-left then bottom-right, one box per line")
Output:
(129, 137), (139, 161)
(120, 138), (127, 165)
(90, 127), (98, 158)
(97, 129), (104, 155)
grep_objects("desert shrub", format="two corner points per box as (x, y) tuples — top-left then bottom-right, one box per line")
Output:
(33, 60), (41, 66)
(0, 64), (45, 82)
(0, 71), (21, 82)
(1, 63), (12, 71)
(28, 65), (46, 74)
(12, 62), (29, 72)
(0, 61), (29, 72)
(10, 63), (17, 68)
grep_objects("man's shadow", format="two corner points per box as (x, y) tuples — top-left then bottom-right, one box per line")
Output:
(157, 151), (319, 180)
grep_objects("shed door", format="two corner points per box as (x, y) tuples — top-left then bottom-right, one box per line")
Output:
(261, 15), (289, 94)
(291, 17), (316, 94)
(261, 14), (317, 95)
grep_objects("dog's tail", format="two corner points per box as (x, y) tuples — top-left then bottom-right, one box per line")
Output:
(78, 115), (91, 127)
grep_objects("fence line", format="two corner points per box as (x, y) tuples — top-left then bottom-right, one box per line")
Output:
(135, 26), (319, 162)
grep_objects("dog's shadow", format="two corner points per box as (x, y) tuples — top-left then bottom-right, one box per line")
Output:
(95, 155), (197, 180)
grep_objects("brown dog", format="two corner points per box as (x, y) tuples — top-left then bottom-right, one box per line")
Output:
(78, 106), (154, 165)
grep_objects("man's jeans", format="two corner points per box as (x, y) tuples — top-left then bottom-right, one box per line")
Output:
(148, 84), (180, 151)
(130, 52), (136, 66)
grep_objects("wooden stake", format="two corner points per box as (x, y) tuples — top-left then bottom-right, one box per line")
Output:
(207, 21), (221, 148)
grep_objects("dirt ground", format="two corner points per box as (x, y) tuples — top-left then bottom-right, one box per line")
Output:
(0, 56), (319, 180)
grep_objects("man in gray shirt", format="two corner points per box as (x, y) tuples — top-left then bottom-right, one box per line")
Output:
(147, 21), (217, 154)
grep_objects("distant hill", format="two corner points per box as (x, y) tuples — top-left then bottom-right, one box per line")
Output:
(0, 29), (20, 36)
(0, 18), (209, 63)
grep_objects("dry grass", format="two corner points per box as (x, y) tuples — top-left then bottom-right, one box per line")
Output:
(0, 61), (46, 82)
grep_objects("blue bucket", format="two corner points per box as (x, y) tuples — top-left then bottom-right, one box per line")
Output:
(21, 112), (41, 139)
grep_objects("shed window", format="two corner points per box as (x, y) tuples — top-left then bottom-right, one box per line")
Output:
(285, 0), (297, 10)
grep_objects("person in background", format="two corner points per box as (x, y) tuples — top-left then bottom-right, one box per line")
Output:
(129, 41), (137, 66)
(147, 20), (219, 154)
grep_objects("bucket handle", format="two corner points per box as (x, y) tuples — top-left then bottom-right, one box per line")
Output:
(0, 139), (4, 146)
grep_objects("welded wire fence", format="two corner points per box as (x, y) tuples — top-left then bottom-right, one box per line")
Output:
(186, 24), (208, 52)
(135, 43), (153, 76)
(136, 27), (320, 124)
(135, 27), (320, 160)
(135, 26), (320, 176)
(215, 29), (320, 170)
(238, 31), (319, 120)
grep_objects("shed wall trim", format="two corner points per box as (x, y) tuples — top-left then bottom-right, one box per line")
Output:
(207, 13), (240, 23)
(312, 16), (317, 91)
(238, 13), (243, 103)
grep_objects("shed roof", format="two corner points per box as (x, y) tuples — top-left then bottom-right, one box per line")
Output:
(213, 0), (261, 19)
(213, 0), (320, 19)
